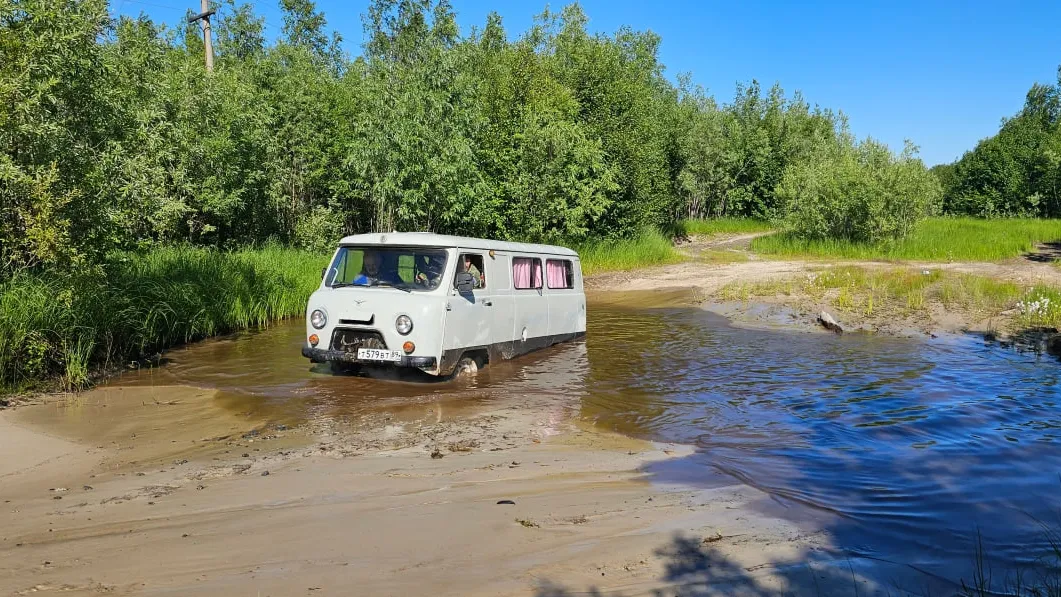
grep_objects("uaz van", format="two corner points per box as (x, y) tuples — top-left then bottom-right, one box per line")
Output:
(302, 233), (587, 376)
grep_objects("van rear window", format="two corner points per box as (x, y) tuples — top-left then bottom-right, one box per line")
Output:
(513, 257), (542, 290)
(546, 260), (574, 289)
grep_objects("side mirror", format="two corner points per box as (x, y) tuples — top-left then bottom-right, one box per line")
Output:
(321, 267), (326, 280)
(455, 272), (475, 293)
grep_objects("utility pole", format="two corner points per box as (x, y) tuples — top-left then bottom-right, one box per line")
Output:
(187, 0), (215, 72)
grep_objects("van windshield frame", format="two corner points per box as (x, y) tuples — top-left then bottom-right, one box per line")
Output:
(325, 246), (449, 292)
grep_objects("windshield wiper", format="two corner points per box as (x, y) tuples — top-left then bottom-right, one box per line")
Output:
(329, 281), (412, 292)
(376, 281), (413, 293)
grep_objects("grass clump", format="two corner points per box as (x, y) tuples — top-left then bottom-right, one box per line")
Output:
(681, 218), (773, 236)
(576, 228), (682, 276)
(753, 217), (1061, 262)
(1013, 287), (1061, 329)
(718, 265), (1026, 322)
(0, 245), (328, 393)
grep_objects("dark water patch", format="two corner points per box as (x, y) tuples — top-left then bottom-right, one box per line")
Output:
(580, 302), (1061, 593)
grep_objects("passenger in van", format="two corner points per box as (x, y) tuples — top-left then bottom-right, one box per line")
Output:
(353, 250), (399, 286)
(415, 255), (445, 288)
(460, 254), (482, 288)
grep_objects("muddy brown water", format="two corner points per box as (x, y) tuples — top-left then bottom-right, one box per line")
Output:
(16, 289), (1061, 593)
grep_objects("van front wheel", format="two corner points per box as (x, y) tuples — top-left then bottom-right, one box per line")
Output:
(454, 356), (479, 378)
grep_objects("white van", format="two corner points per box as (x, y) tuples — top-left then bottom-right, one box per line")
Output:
(302, 233), (587, 377)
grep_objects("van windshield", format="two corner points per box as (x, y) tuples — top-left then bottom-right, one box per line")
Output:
(325, 246), (449, 291)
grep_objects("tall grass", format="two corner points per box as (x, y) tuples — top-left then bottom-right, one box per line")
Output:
(0, 245), (328, 393)
(576, 228), (682, 276)
(752, 217), (1061, 261)
(681, 218), (774, 236)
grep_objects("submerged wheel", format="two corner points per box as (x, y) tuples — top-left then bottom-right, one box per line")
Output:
(453, 355), (479, 378)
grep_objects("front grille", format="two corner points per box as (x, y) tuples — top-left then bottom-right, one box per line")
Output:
(330, 328), (387, 353)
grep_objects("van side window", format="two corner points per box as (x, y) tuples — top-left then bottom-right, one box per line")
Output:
(546, 259), (574, 289)
(513, 257), (542, 290)
(455, 253), (485, 289)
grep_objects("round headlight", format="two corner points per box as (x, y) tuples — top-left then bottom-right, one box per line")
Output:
(310, 309), (327, 329)
(395, 314), (413, 335)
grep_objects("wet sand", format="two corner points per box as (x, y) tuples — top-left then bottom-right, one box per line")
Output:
(0, 377), (873, 596)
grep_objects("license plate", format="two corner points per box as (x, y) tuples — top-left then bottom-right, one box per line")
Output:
(357, 348), (404, 362)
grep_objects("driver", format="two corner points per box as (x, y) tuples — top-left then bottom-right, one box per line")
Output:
(353, 250), (399, 286)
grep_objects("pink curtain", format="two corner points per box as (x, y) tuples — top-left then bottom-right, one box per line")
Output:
(547, 260), (568, 289)
(513, 258), (531, 289)
(532, 260), (543, 289)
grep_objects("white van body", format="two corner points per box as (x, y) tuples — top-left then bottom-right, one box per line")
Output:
(302, 232), (587, 376)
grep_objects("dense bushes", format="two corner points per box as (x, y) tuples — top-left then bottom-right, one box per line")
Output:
(0, 0), (938, 278)
(776, 139), (942, 242)
(678, 82), (844, 220)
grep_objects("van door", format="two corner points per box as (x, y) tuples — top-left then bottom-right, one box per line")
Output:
(511, 255), (549, 354)
(483, 251), (515, 357)
(442, 251), (493, 366)
(545, 257), (581, 340)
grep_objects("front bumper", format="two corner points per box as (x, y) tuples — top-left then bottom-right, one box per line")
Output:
(302, 346), (437, 369)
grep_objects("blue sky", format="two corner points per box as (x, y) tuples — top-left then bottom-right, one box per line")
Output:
(114, 0), (1061, 166)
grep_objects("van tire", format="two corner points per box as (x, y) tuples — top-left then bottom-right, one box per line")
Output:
(454, 356), (479, 377)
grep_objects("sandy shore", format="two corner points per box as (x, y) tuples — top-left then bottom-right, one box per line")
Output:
(0, 378), (904, 597)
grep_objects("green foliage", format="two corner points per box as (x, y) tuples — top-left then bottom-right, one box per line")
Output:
(753, 217), (1061, 261)
(1, 0), (933, 275)
(575, 228), (681, 276)
(775, 138), (941, 243)
(0, 246), (326, 392)
(681, 218), (773, 236)
(0, 0), (120, 269)
(942, 67), (1061, 217)
(677, 81), (843, 220)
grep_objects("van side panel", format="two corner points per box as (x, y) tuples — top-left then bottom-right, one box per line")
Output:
(437, 251), (585, 374)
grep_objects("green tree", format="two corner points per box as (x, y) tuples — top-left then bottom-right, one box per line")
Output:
(943, 66), (1061, 217)
(777, 138), (941, 243)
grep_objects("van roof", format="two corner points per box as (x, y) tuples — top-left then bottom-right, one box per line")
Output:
(336, 232), (579, 258)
